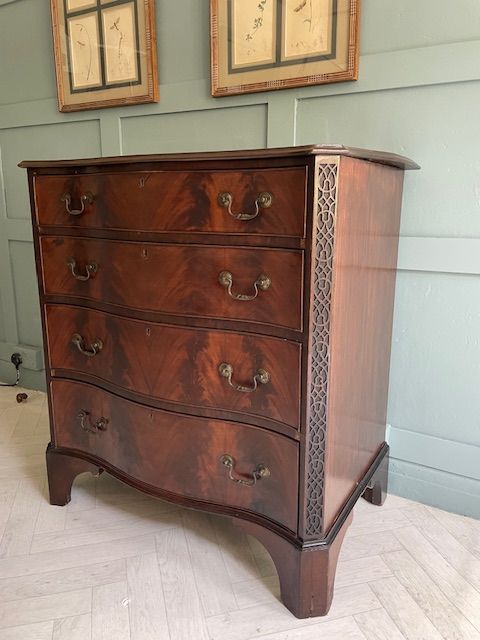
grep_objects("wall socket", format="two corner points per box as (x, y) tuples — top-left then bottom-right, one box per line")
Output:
(10, 353), (22, 368)
(0, 343), (44, 371)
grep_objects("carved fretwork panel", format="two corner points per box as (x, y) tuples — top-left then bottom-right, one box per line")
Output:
(305, 160), (338, 538)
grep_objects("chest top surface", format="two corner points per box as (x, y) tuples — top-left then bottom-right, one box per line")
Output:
(19, 144), (419, 170)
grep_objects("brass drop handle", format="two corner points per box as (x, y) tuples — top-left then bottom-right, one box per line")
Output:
(61, 191), (93, 216)
(67, 257), (97, 281)
(220, 454), (270, 486)
(218, 362), (270, 393)
(218, 271), (271, 301)
(71, 333), (103, 357)
(218, 191), (273, 221)
(77, 409), (108, 434)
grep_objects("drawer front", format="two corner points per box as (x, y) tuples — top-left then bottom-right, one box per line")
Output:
(46, 305), (302, 430)
(51, 380), (299, 531)
(34, 168), (307, 237)
(40, 237), (303, 332)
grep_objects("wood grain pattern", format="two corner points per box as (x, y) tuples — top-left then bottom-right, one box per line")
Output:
(46, 446), (102, 508)
(91, 582), (130, 640)
(39, 237), (304, 332)
(45, 305), (302, 431)
(53, 613), (91, 640)
(0, 587), (91, 631)
(2, 386), (478, 640)
(34, 168), (307, 237)
(0, 477), (43, 558)
(49, 379), (299, 531)
(394, 526), (480, 629)
(30, 509), (180, 555)
(0, 560), (126, 603)
(402, 504), (480, 591)
(235, 511), (353, 618)
(321, 157), (405, 534)
(2, 621), (54, 640)
(181, 510), (238, 616)
(369, 577), (443, 640)
(383, 549), (480, 640)
(206, 583), (381, 640)
(18, 144), (420, 170)
(156, 529), (210, 640)
(355, 609), (410, 640)
(22, 145), (418, 620)
(126, 554), (169, 640)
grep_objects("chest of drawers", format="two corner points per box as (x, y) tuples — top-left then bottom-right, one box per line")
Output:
(21, 145), (418, 618)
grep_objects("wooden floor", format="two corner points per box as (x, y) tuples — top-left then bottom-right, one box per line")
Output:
(0, 386), (479, 640)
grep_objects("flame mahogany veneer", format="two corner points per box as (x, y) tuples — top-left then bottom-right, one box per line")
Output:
(21, 145), (418, 618)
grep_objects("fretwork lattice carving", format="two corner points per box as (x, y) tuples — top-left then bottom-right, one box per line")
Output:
(305, 161), (338, 537)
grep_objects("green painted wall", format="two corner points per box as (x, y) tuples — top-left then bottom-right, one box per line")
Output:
(0, 0), (479, 517)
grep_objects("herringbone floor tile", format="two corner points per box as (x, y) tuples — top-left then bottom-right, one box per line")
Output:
(0, 386), (479, 640)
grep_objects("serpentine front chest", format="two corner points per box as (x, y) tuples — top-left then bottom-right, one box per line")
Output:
(21, 144), (418, 618)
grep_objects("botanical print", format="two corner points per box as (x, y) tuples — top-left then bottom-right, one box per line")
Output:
(52, 0), (158, 111)
(232, 0), (276, 68)
(67, 14), (102, 89)
(245, 0), (268, 41)
(283, 0), (331, 60)
(67, 0), (97, 11)
(102, 3), (138, 84)
(212, 0), (357, 96)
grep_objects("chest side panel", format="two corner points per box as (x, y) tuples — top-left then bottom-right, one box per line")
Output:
(322, 158), (404, 533)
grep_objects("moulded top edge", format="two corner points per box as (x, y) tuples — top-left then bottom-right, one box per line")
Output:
(18, 144), (420, 171)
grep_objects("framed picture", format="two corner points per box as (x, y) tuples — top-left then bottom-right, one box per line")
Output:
(210, 0), (360, 97)
(51, 0), (158, 112)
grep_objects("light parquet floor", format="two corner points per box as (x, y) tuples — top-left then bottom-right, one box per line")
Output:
(0, 386), (479, 640)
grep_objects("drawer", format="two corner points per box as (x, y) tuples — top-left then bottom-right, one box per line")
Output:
(34, 168), (307, 237)
(45, 305), (302, 431)
(40, 237), (304, 332)
(51, 380), (299, 531)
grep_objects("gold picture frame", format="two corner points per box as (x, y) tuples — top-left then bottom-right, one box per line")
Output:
(51, 0), (158, 112)
(210, 0), (360, 97)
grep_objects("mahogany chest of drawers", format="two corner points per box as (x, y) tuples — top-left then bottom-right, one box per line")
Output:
(21, 145), (418, 618)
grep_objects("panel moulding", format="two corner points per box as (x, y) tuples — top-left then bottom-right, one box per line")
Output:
(1, 39), (480, 131)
